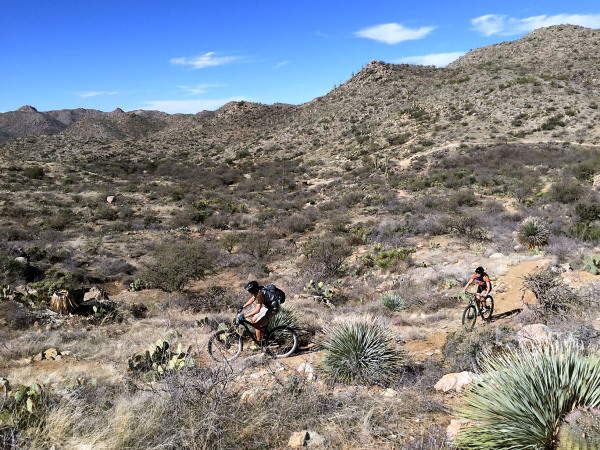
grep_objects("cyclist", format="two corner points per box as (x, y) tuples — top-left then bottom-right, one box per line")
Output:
(463, 266), (492, 313)
(239, 281), (280, 345)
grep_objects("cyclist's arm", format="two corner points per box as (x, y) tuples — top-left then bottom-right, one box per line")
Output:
(244, 291), (265, 318)
(242, 295), (256, 309)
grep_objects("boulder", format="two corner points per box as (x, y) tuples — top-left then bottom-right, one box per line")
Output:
(435, 371), (476, 393)
(106, 196), (115, 204)
(0, 377), (9, 398)
(298, 361), (315, 381)
(517, 324), (552, 345)
(489, 253), (504, 259)
(83, 286), (108, 302)
(288, 430), (326, 448)
(446, 418), (474, 443)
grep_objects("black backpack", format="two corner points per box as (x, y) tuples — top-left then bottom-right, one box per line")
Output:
(260, 284), (286, 307)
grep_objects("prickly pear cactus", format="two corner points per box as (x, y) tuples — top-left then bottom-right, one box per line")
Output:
(557, 407), (600, 450)
(583, 255), (600, 275)
(127, 337), (194, 379)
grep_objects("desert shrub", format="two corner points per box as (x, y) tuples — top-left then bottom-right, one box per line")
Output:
(0, 249), (28, 285)
(28, 268), (75, 300)
(320, 315), (405, 386)
(520, 269), (580, 324)
(575, 201), (600, 222)
(238, 231), (275, 258)
(138, 240), (217, 293)
(442, 326), (507, 372)
(446, 189), (479, 209)
(279, 212), (314, 234)
(23, 166), (44, 179)
(218, 233), (243, 253)
(456, 338), (600, 449)
(299, 236), (352, 282)
(516, 216), (551, 249)
(441, 213), (486, 242)
(551, 180), (584, 203)
(379, 292), (408, 312)
(360, 246), (415, 271)
(42, 210), (76, 231)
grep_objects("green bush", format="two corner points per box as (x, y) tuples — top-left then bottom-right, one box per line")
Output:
(456, 338), (600, 449)
(139, 240), (216, 293)
(442, 326), (503, 372)
(320, 315), (405, 386)
(23, 166), (44, 179)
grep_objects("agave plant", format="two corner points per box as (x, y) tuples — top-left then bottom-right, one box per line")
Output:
(267, 307), (303, 332)
(319, 315), (404, 386)
(517, 216), (551, 249)
(456, 338), (600, 449)
(379, 292), (408, 312)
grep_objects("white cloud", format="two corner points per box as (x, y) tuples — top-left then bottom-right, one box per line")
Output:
(142, 97), (248, 114)
(472, 13), (600, 36)
(177, 84), (224, 95)
(396, 52), (466, 67)
(275, 60), (290, 69)
(355, 23), (435, 44)
(170, 52), (238, 69)
(79, 91), (119, 98)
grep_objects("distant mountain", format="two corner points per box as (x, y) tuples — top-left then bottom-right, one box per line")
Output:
(2, 25), (600, 161)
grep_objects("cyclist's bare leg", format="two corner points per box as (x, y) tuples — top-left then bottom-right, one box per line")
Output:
(476, 293), (487, 308)
(252, 317), (264, 341)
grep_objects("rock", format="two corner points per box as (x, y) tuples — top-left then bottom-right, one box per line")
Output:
(106, 196), (115, 204)
(240, 388), (270, 403)
(594, 174), (600, 189)
(298, 361), (315, 381)
(514, 244), (525, 251)
(435, 371), (476, 393)
(517, 324), (552, 345)
(489, 253), (504, 259)
(0, 377), (9, 398)
(83, 286), (108, 302)
(15, 256), (28, 265)
(382, 388), (398, 398)
(288, 430), (326, 448)
(43, 348), (59, 360)
(446, 418), (474, 443)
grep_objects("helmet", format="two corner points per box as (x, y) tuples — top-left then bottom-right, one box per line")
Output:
(475, 266), (484, 274)
(244, 281), (259, 292)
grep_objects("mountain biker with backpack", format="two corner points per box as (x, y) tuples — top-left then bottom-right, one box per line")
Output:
(463, 266), (492, 313)
(240, 281), (284, 344)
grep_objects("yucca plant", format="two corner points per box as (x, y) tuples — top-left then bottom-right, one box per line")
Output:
(517, 216), (551, 249)
(380, 292), (408, 312)
(456, 338), (600, 449)
(267, 307), (303, 332)
(319, 315), (405, 386)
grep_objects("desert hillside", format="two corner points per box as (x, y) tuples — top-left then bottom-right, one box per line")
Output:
(1, 25), (600, 449)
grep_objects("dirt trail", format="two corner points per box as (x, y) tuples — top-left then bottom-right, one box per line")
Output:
(491, 257), (551, 317)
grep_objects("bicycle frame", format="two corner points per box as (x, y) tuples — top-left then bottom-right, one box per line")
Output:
(231, 316), (262, 344)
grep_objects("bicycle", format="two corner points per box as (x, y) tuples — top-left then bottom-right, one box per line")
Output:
(208, 307), (298, 362)
(461, 290), (494, 329)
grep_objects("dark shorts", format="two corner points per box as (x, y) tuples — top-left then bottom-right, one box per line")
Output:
(477, 285), (490, 294)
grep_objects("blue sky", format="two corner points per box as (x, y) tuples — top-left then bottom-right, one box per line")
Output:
(1, 0), (599, 114)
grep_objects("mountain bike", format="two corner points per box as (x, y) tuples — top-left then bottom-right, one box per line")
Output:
(208, 307), (298, 362)
(461, 291), (494, 329)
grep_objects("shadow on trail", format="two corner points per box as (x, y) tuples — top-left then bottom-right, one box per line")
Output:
(488, 308), (522, 322)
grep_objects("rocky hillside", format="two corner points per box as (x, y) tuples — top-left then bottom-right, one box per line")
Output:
(2, 25), (600, 165)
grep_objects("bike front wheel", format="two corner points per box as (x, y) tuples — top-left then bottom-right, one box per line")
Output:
(265, 326), (298, 358)
(462, 305), (477, 329)
(208, 330), (243, 362)
(481, 295), (494, 321)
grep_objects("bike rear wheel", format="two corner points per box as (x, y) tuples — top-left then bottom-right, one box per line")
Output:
(208, 330), (243, 362)
(462, 304), (477, 329)
(481, 295), (494, 321)
(265, 326), (298, 358)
